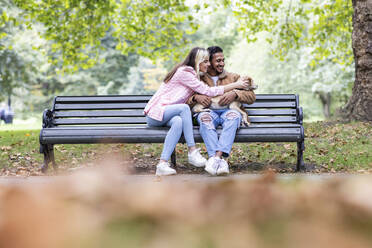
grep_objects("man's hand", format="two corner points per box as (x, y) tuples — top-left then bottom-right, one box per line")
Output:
(218, 91), (237, 105)
(194, 95), (211, 107)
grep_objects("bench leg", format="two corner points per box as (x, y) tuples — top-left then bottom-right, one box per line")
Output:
(49, 145), (57, 170)
(40, 144), (57, 173)
(40, 144), (50, 173)
(296, 141), (305, 171)
(171, 150), (176, 167)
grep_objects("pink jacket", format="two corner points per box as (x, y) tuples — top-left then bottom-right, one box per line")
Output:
(144, 66), (224, 121)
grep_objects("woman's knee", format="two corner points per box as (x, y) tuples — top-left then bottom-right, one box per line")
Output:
(170, 116), (183, 129)
(179, 104), (191, 114)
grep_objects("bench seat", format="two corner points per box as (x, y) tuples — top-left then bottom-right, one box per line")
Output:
(41, 125), (303, 144)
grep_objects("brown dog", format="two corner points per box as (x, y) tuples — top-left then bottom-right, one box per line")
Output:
(192, 77), (257, 126)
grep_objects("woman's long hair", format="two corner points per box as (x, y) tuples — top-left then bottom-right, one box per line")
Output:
(163, 47), (209, 83)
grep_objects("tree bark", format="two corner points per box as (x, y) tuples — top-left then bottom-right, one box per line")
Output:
(319, 92), (331, 118)
(341, 0), (372, 121)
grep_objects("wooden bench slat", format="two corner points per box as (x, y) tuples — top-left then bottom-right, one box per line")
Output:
(53, 116), (298, 125)
(47, 123), (303, 129)
(54, 103), (147, 110)
(55, 94), (297, 103)
(255, 94), (297, 100)
(54, 109), (297, 118)
(246, 109), (297, 116)
(54, 101), (296, 110)
(54, 110), (144, 118)
(249, 116), (298, 123)
(55, 95), (151, 103)
(243, 102), (296, 108)
(53, 118), (147, 125)
(42, 127), (302, 136)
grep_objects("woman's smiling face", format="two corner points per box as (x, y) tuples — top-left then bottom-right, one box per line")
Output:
(199, 58), (210, 73)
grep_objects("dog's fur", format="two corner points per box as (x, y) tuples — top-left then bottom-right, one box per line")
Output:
(192, 77), (257, 126)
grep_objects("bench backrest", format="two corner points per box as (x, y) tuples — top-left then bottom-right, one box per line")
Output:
(47, 94), (303, 127)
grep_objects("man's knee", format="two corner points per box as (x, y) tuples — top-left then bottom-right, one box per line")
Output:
(200, 113), (212, 123)
(199, 113), (215, 129)
(225, 110), (241, 120)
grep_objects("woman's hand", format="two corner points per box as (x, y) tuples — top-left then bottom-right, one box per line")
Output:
(222, 77), (254, 93)
(235, 79), (250, 89)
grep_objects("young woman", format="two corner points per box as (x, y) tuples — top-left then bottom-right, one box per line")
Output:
(144, 47), (249, 176)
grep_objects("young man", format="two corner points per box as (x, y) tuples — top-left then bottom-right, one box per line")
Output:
(187, 46), (256, 175)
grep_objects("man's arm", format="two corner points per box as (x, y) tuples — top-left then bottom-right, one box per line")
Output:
(186, 94), (211, 108)
(233, 74), (256, 104)
(234, 89), (256, 104)
(186, 93), (197, 106)
(186, 75), (212, 107)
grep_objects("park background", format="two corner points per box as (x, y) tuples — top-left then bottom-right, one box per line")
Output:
(1, 0), (370, 175)
(0, 0), (357, 127)
(0, 0), (372, 247)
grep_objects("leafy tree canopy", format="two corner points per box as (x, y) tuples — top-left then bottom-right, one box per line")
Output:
(12, 0), (198, 71)
(3, 0), (353, 72)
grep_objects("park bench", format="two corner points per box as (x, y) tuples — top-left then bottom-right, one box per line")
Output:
(39, 94), (305, 172)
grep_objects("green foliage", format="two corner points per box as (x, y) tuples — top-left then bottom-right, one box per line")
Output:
(225, 0), (353, 119)
(305, 0), (353, 66)
(0, 1), (142, 114)
(0, 3), (38, 102)
(13, 0), (197, 70)
(228, 0), (353, 67)
(181, 7), (239, 61)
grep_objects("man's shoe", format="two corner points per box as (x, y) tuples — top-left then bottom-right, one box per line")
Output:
(217, 159), (229, 176)
(205, 156), (220, 176)
(188, 148), (207, 167)
(156, 161), (176, 176)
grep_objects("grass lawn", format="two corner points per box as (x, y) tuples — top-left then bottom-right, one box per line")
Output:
(0, 121), (371, 175)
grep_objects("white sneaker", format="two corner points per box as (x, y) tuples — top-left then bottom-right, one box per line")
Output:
(188, 148), (207, 167)
(217, 159), (229, 176)
(204, 157), (220, 176)
(156, 161), (176, 176)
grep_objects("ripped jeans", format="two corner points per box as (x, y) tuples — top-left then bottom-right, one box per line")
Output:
(197, 109), (242, 158)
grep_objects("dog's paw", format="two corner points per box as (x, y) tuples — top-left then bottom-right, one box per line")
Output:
(241, 120), (250, 127)
(200, 108), (211, 112)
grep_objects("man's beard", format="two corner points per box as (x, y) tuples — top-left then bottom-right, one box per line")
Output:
(212, 65), (224, 74)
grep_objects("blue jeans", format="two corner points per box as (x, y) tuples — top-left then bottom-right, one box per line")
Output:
(197, 109), (241, 158)
(146, 104), (195, 161)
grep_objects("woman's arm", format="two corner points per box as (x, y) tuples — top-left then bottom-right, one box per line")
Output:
(222, 79), (250, 93)
(178, 67), (250, 97)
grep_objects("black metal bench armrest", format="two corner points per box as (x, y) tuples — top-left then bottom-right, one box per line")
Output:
(297, 107), (303, 125)
(42, 109), (54, 128)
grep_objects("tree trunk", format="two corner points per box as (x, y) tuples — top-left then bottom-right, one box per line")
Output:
(8, 93), (11, 108)
(315, 91), (331, 118)
(319, 92), (331, 118)
(341, 0), (372, 121)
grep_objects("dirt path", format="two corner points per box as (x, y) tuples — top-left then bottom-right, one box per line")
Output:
(0, 171), (360, 185)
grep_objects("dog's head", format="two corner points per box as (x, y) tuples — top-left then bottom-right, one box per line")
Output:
(241, 76), (258, 90)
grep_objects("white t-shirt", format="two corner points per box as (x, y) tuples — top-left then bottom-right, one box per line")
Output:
(211, 76), (219, 86)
